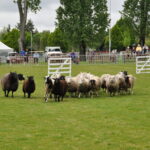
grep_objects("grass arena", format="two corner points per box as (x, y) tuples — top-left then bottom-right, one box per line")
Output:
(0, 63), (150, 150)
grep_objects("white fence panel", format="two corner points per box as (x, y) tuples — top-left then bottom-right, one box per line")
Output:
(48, 57), (72, 77)
(136, 56), (150, 74)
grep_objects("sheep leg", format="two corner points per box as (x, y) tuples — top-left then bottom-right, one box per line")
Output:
(90, 91), (94, 98)
(4, 90), (7, 97)
(49, 92), (52, 98)
(45, 96), (48, 102)
(45, 92), (48, 102)
(6, 90), (9, 97)
(61, 96), (63, 101)
(58, 96), (60, 102)
(130, 88), (133, 94)
(11, 91), (14, 98)
(78, 93), (81, 98)
(49, 94), (52, 98)
(28, 93), (31, 98)
(24, 92), (26, 97)
(54, 95), (57, 102)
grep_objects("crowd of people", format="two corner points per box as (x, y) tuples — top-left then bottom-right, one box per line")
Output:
(126, 44), (149, 56)
(19, 49), (40, 63)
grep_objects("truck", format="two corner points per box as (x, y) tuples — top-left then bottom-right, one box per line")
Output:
(44, 46), (62, 61)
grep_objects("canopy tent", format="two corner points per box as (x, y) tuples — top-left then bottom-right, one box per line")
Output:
(0, 41), (13, 56)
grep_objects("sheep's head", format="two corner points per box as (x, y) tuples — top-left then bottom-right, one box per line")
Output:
(28, 76), (34, 81)
(59, 75), (65, 80)
(89, 80), (96, 86)
(45, 76), (52, 84)
(18, 73), (25, 80)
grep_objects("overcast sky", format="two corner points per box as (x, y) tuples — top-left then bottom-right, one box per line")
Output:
(0, 0), (124, 32)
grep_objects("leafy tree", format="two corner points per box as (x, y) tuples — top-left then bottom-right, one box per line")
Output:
(16, 19), (35, 33)
(105, 18), (136, 51)
(56, 0), (109, 54)
(122, 0), (150, 46)
(13, 0), (41, 51)
(39, 31), (50, 50)
(0, 28), (20, 51)
(48, 28), (68, 52)
(32, 32), (41, 50)
(111, 25), (124, 50)
(0, 27), (69, 52)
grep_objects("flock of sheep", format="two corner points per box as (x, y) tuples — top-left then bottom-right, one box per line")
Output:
(44, 71), (136, 102)
(0, 70), (135, 102)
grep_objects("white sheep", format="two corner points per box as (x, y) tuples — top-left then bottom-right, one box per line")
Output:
(125, 75), (136, 94)
(100, 74), (111, 92)
(66, 76), (79, 97)
(106, 75), (119, 96)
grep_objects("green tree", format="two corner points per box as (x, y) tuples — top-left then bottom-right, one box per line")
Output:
(111, 25), (124, 50)
(105, 18), (136, 51)
(39, 31), (50, 50)
(16, 19), (35, 33)
(48, 28), (68, 52)
(32, 32), (41, 50)
(0, 28), (20, 51)
(13, 0), (41, 51)
(56, 0), (109, 54)
(122, 0), (150, 46)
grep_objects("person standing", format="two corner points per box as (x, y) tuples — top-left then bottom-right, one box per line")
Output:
(20, 49), (25, 56)
(136, 44), (142, 56)
(33, 52), (39, 63)
(143, 44), (149, 54)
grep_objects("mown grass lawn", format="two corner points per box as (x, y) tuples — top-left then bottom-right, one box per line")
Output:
(0, 63), (150, 150)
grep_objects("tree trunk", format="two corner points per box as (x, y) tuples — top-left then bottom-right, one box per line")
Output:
(139, 0), (148, 46)
(79, 40), (86, 55)
(79, 40), (86, 61)
(17, 0), (28, 51)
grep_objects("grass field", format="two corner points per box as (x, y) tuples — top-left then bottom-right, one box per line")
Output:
(0, 63), (150, 150)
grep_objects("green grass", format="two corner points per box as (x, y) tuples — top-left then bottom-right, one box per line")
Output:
(0, 63), (150, 150)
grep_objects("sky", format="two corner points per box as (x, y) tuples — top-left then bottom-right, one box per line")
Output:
(0, 0), (124, 32)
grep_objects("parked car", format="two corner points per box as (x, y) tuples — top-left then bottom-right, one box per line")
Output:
(6, 52), (17, 63)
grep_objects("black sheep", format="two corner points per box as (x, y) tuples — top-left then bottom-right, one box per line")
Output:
(1, 72), (19, 97)
(23, 76), (35, 98)
(52, 77), (68, 102)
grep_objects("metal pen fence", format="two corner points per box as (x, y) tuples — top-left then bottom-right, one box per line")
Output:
(0, 52), (149, 65)
(78, 53), (137, 64)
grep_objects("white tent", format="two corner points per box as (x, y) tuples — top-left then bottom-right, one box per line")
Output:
(0, 41), (13, 56)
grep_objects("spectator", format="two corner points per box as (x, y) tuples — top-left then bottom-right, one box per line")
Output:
(136, 44), (142, 56)
(20, 49), (25, 56)
(33, 52), (39, 63)
(142, 44), (149, 54)
(70, 52), (75, 60)
(24, 49), (29, 63)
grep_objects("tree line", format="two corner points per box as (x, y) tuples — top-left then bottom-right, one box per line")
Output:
(0, 0), (150, 54)
(0, 24), (68, 52)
